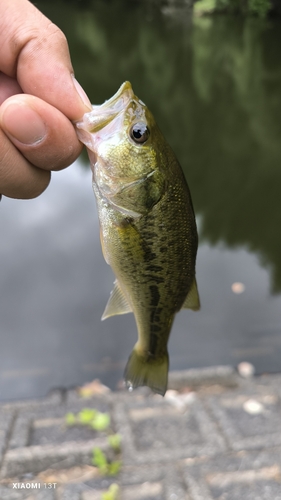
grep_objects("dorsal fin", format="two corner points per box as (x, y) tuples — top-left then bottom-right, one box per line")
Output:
(182, 278), (200, 311)
(101, 280), (132, 320)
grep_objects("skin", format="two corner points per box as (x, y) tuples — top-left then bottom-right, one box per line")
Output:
(0, 0), (92, 199)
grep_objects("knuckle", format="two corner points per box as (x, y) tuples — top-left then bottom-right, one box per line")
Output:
(14, 19), (69, 66)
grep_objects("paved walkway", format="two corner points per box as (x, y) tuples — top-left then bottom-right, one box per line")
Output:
(0, 365), (280, 499)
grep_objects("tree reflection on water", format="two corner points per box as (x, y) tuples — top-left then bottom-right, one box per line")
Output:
(34, 0), (281, 294)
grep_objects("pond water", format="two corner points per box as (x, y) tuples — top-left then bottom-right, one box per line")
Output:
(1, 1), (281, 400)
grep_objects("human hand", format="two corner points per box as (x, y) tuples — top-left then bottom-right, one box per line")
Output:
(0, 0), (91, 199)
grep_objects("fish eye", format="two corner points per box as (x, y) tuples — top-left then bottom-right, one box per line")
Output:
(130, 122), (150, 144)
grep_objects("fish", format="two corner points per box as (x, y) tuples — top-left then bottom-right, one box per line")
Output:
(76, 81), (200, 396)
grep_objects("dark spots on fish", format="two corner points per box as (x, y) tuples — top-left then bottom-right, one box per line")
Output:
(149, 285), (160, 306)
(147, 294), (164, 356)
(146, 264), (163, 273)
(145, 274), (164, 284)
(140, 239), (157, 262)
(151, 324), (161, 333)
(148, 333), (158, 357)
(145, 251), (157, 261)
(150, 308), (162, 324)
(143, 231), (158, 239)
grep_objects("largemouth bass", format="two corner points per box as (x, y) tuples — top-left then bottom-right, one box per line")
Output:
(76, 82), (200, 396)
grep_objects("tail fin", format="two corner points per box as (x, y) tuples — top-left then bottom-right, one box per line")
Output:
(124, 346), (169, 396)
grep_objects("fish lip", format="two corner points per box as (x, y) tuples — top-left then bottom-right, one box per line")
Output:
(96, 81), (133, 110)
(76, 81), (134, 134)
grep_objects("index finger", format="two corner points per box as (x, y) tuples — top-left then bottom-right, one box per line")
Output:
(0, 0), (91, 121)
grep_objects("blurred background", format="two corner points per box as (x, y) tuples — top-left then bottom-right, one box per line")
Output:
(1, 0), (281, 401)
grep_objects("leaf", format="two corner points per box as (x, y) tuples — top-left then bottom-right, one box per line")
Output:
(101, 483), (120, 500)
(92, 447), (108, 470)
(91, 412), (110, 431)
(78, 408), (97, 424)
(107, 434), (121, 452)
(108, 461), (121, 476)
(92, 449), (121, 477)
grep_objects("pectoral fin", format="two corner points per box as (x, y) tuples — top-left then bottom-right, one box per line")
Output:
(100, 228), (110, 265)
(182, 278), (200, 311)
(101, 280), (132, 320)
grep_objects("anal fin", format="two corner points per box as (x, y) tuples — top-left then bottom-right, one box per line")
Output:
(101, 280), (132, 320)
(182, 278), (200, 311)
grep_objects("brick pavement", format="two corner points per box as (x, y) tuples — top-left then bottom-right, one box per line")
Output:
(0, 366), (280, 499)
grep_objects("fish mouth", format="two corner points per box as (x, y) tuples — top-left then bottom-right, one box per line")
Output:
(77, 81), (134, 134)
(75, 81), (142, 168)
(94, 81), (134, 113)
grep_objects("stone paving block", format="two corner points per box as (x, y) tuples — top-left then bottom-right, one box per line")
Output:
(65, 482), (163, 500)
(0, 438), (109, 479)
(118, 463), (190, 500)
(1, 371), (281, 500)
(121, 462), (189, 499)
(65, 390), (112, 409)
(168, 365), (239, 390)
(121, 481), (163, 499)
(81, 491), (112, 500)
(0, 393), (115, 481)
(58, 478), (115, 500)
(31, 418), (102, 447)
(205, 384), (281, 450)
(9, 414), (35, 450)
(255, 373), (281, 400)
(58, 463), (189, 500)
(0, 392), (63, 412)
(8, 407), (74, 450)
(183, 449), (281, 500)
(0, 410), (16, 461)
(0, 485), (55, 500)
(6, 397), (112, 451)
(163, 465), (190, 500)
(114, 395), (226, 465)
(120, 464), (164, 485)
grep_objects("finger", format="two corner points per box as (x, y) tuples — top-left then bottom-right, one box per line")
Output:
(0, 0), (91, 121)
(0, 72), (22, 104)
(0, 129), (50, 199)
(0, 94), (83, 171)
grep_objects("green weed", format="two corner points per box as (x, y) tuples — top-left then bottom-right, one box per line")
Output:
(101, 483), (120, 500)
(65, 408), (110, 431)
(92, 447), (121, 476)
(107, 434), (122, 452)
(65, 408), (122, 482)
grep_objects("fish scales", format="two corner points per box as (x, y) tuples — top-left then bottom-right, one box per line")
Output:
(76, 81), (200, 396)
